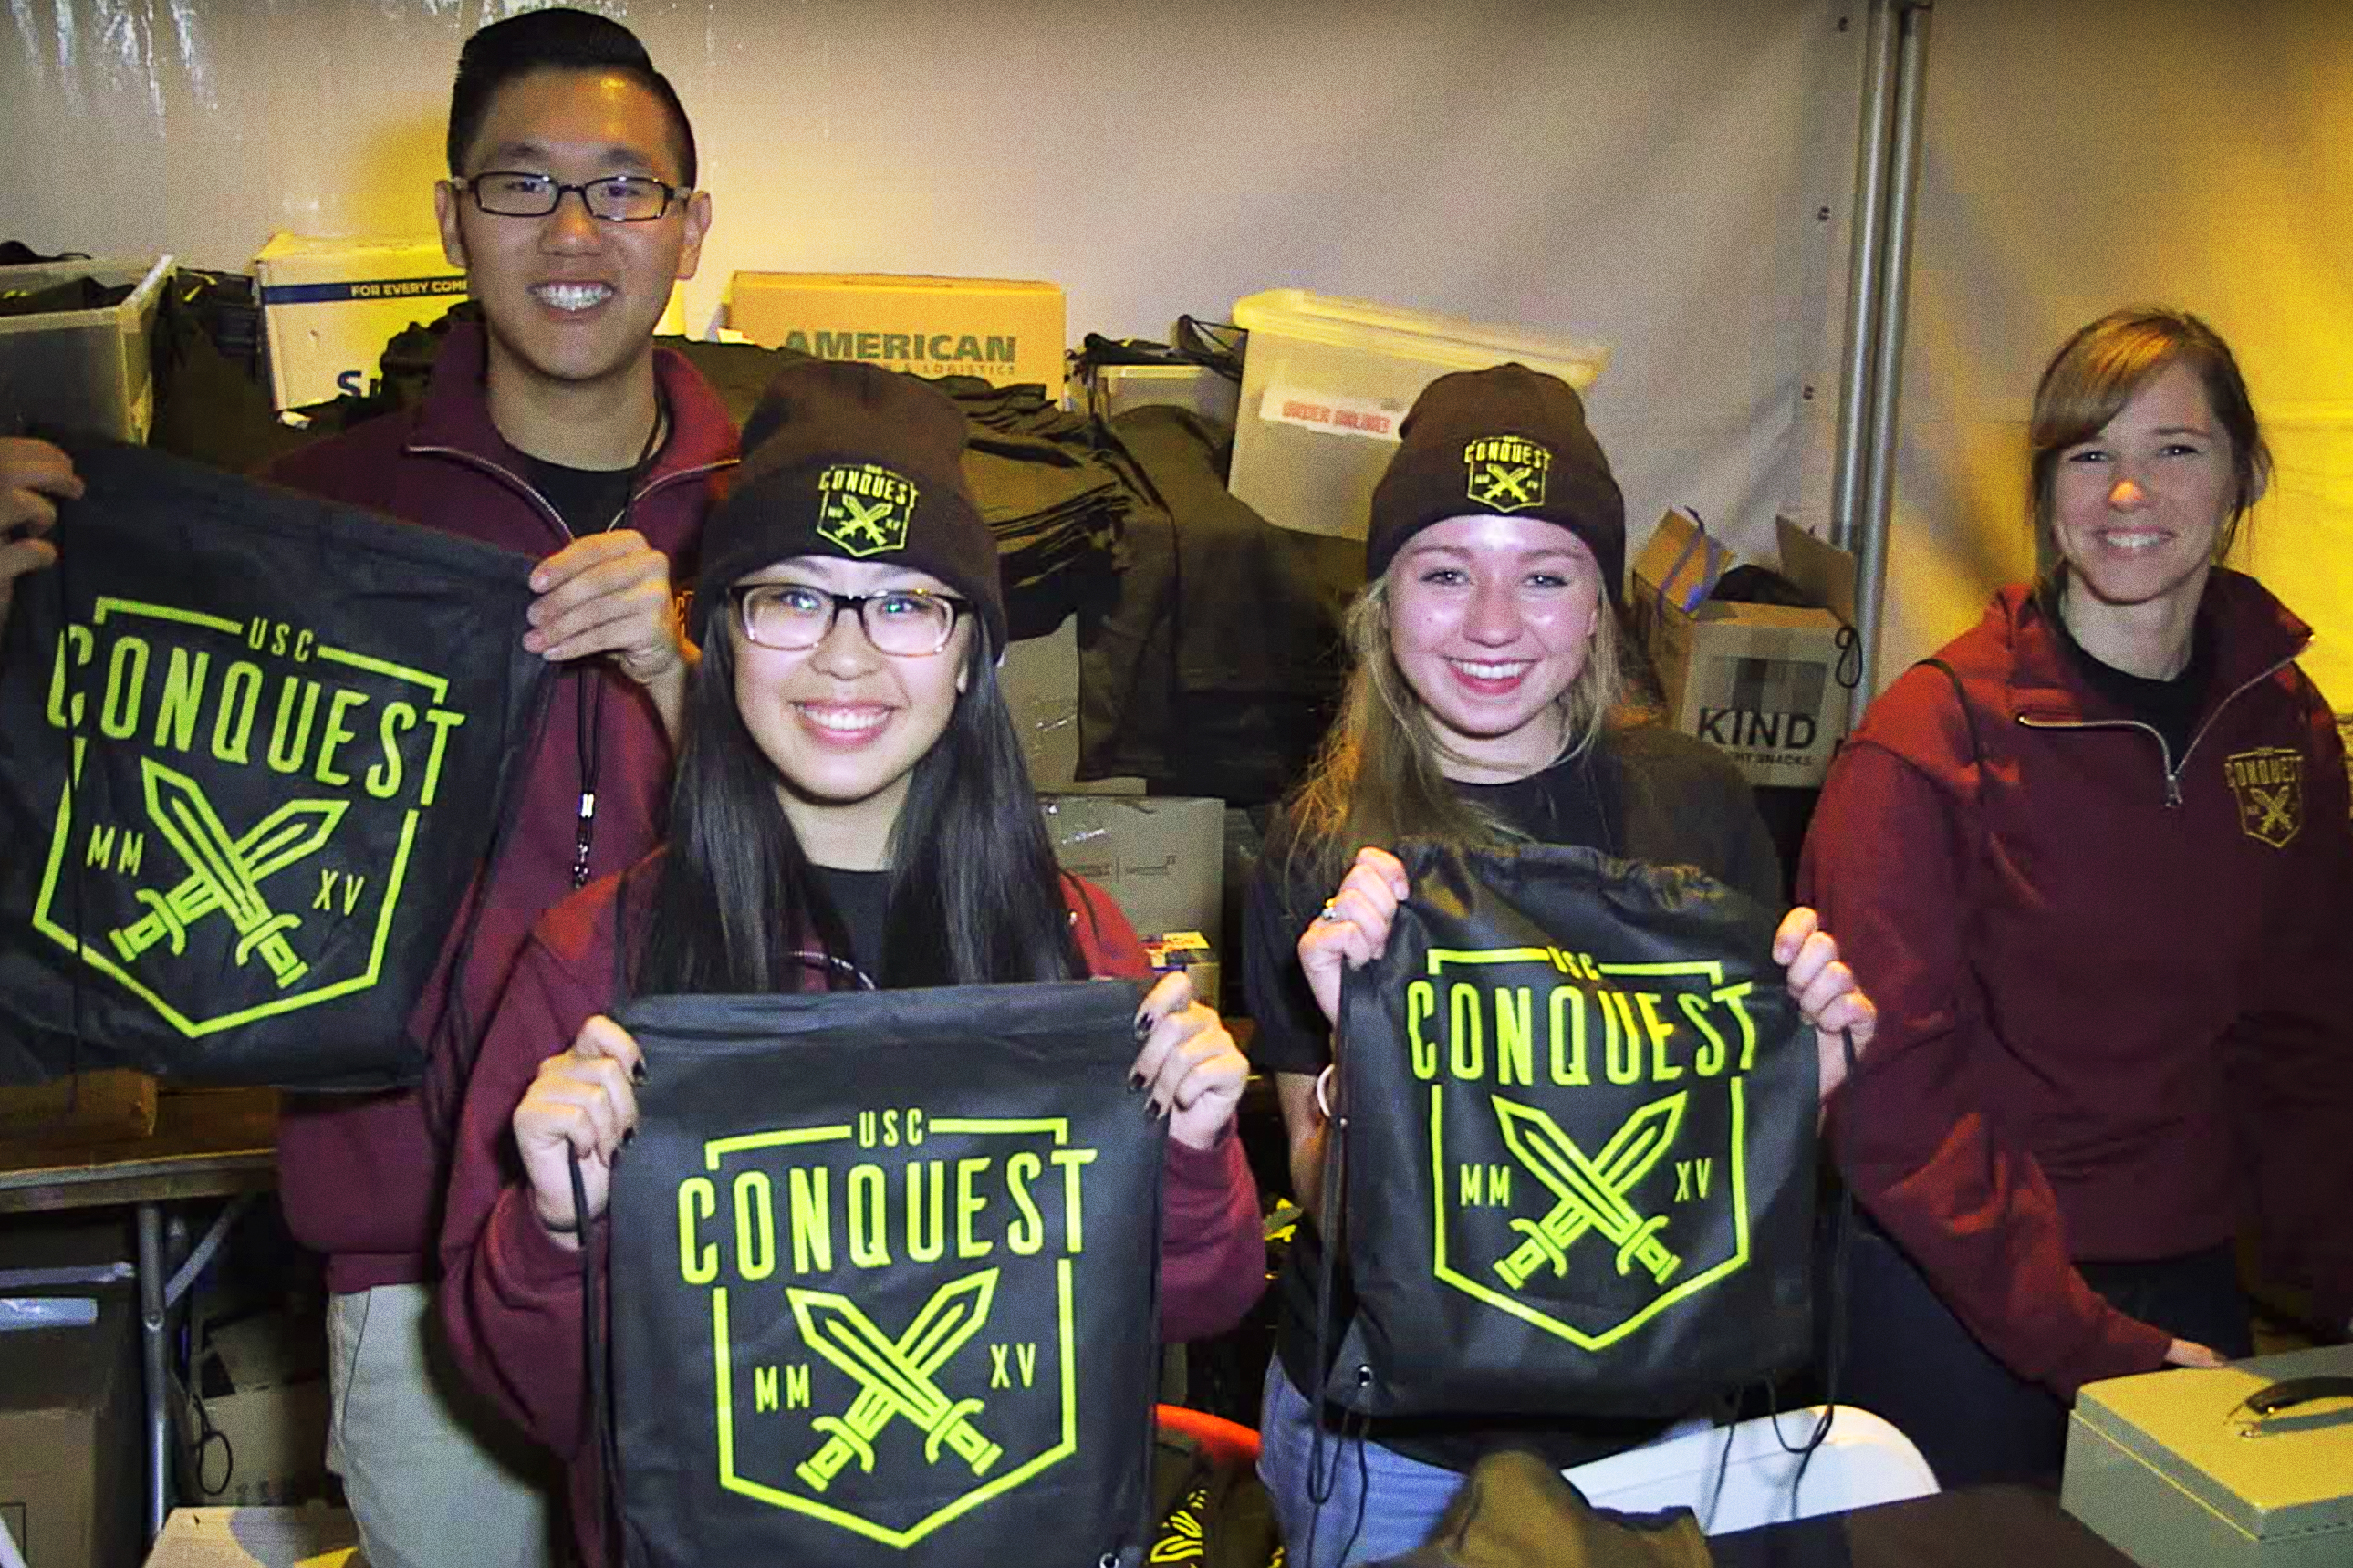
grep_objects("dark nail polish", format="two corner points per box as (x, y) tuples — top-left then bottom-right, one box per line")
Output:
(1151, 1099), (1169, 1121)
(631, 1061), (648, 1086)
(621, 1127), (636, 1147)
(1127, 1073), (1146, 1093)
(1133, 1013), (1152, 1041)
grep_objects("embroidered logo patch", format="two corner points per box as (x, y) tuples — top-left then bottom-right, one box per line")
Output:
(816, 463), (918, 557)
(1463, 435), (1552, 513)
(2223, 746), (2302, 848)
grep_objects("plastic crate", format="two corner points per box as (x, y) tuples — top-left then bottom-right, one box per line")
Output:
(1228, 288), (1606, 540)
(0, 254), (173, 443)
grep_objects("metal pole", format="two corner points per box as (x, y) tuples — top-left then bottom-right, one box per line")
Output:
(1829, 0), (1899, 552)
(1853, 2), (1934, 701)
(137, 1201), (169, 1544)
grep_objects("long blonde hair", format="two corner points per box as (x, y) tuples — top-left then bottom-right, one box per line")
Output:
(1286, 576), (1628, 884)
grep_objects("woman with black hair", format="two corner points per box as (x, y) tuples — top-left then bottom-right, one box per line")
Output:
(436, 360), (1265, 1565)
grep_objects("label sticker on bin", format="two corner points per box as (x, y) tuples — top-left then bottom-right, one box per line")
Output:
(1259, 385), (1407, 442)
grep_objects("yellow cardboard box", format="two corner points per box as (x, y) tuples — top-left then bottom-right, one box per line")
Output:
(728, 273), (1065, 397)
(1629, 513), (1858, 789)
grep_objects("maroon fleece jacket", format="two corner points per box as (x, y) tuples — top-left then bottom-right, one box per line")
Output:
(439, 867), (1266, 1566)
(1800, 572), (2353, 1397)
(265, 322), (738, 1293)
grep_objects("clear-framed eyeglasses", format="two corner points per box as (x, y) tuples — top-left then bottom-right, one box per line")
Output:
(733, 583), (972, 658)
(458, 171), (692, 223)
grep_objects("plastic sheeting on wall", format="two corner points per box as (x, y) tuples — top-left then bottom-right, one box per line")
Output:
(1889, 0), (2353, 706)
(0, 0), (1858, 565)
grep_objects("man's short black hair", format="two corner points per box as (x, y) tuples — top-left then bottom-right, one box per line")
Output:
(446, 6), (698, 186)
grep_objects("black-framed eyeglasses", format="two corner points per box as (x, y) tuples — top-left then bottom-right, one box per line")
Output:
(459, 171), (692, 223)
(732, 583), (972, 658)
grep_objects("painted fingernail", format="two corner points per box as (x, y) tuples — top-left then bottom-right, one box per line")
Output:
(1133, 1013), (1152, 1041)
(621, 1127), (636, 1147)
(1127, 1073), (1146, 1093)
(631, 1061), (648, 1086)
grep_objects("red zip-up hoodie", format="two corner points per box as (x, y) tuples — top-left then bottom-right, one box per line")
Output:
(438, 866), (1266, 1568)
(265, 321), (738, 1293)
(1800, 572), (2353, 1397)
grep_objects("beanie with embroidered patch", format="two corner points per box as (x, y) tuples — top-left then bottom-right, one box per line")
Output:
(697, 358), (1005, 650)
(1365, 362), (1625, 604)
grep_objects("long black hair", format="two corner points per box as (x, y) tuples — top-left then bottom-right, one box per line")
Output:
(632, 608), (1084, 995)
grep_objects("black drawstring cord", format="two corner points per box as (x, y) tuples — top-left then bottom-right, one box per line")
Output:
(570, 401), (670, 891)
(568, 1147), (625, 1560)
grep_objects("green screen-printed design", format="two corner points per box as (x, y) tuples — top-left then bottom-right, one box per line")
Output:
(682, 1111), (1090, 1548)
(1410, 944), (1759, 1349)
(817, 463), (918, 557)
(1463, 435), (1553, 513)
(30, 598), (468, 1035)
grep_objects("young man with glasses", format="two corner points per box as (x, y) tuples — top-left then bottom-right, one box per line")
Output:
(260, 11), (738, 1565)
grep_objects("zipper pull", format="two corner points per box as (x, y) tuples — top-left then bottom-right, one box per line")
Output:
(2163, 772), (2182, 809)
(572, 791), (598, 887)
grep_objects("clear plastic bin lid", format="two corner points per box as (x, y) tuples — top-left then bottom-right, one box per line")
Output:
(1231, 287), (1608, 385)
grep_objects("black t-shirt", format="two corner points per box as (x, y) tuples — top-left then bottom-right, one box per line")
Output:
(1241, 723), (1783, 1471)
(2047, 597), (2214, 765)
(817, 867), (891, 983)
(526, 454), (640, 539)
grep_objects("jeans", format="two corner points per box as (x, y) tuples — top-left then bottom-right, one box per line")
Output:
(1255, 1363), (1468, 1567)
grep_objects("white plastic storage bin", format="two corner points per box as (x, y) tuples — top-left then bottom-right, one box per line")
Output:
(1227, 288), (1607, 540)
(0, 254), (173, 443)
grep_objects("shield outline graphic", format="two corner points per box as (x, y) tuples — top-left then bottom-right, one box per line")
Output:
(1463, 436), (1551, 514)
(2223, 746), (2302, 849)
(703, 1117), (1080, 1548)
(815, 463), (917, 558)
(29, 598), (435, 1036)
(1421, 947), (1754, 1349)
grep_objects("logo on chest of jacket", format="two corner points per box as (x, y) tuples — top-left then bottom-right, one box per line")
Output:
(816, 462), (917, 557)
(37, 606), (469, 1036)
(1397, 946), (1766, 1350)
(2223, 746), (2302, 849)
(672, 1108), (1094, 1547)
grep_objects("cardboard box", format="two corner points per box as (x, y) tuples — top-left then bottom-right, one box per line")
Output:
(0, 254), (173, 443)
(0, 1070), (157, 1146)
(729, 273), (1065, 397)
(2063, 1344), (2353, 1567)
(997, 619), (1141, 794)
(1629, 513), (1859, 789)
(141, 1506), (357, 1568)
(0, 1297), (141, 1568)
(254, 234), (468, 410)
(1038, 795), (1223, 940)
(1141, 931), (1221, 1012)
(173, 1307), (328, 1509)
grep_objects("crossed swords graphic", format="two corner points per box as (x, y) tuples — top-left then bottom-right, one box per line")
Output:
(790, 1267), (1002, 1493)
(1493, 1091), (1687, 1290)
(2248, 783), (2295, 837)
(106, 759), (347, 990)
(1473, 462), (1536, 506)
(824, 493), (900, 550)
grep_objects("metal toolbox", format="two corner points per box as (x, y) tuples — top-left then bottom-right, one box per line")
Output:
(2063, 1345), (2353, 1566)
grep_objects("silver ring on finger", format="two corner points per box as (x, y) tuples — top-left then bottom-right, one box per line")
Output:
(1317, 899), (1344, 923)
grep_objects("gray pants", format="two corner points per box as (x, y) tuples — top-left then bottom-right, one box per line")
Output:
(325, 1282), (561, 1568)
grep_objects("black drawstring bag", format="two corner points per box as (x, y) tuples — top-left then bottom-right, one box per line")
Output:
(607, 981), (1165, 1568)
(0, 435), (548, 1087)
(1324, 842), (1816, 1419)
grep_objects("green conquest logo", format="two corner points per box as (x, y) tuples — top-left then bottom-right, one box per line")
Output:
(674, 1107), (1092, 1547)
(816, 463), (918, 558)
(1403, 944), (1761, 1348)
(1464, 434), (1552, 513)
(37, 599), (468, 1034)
